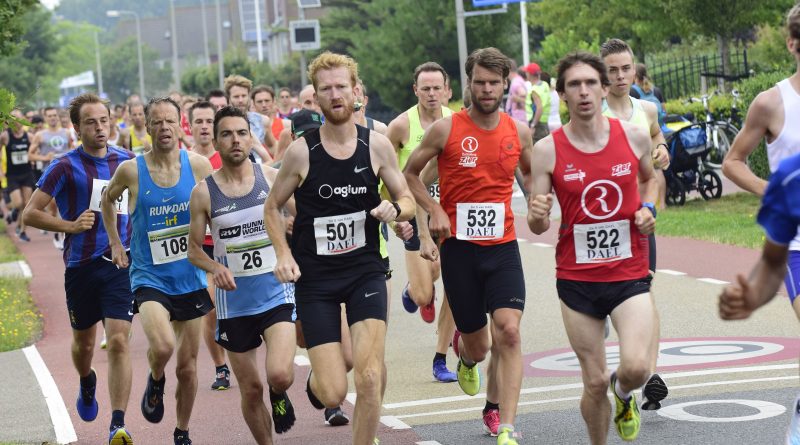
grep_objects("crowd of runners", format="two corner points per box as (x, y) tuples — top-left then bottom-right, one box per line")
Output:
(4, 4), (800, 445)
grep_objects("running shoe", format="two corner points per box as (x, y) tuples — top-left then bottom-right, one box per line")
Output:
(641, 373), (669, 411)
(10, 208), (18, 223)
(497, 426), (519, 445)
(270, 390), (296, 434)
(141, 372), (165, 423)
(456, 359), (481, 396)
(786, 397), (800, 445)
(604, 316), (610, 339)
(18, 231), (30, 242)
(108, 426), (133, 445)
(401, 283), (418, 313)
(420, 299), (436, 323)
(482, 408), (500, 436)
(324, 406), (350, 426)
(433, 357), (457, 383)
(306, 370), (325, 410)
(53, 233), (64, 250)
(100, 332), (108, 350)
(452, 330), (461, 357)
(610, 372), (640, 441)
(173, 431), (192, 445)
(76, 368), (98, 422)
(14, 225), (20, 235)
(210, 366), (230, 390)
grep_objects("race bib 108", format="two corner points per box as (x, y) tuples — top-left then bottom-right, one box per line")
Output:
(148, 224), (189, 265)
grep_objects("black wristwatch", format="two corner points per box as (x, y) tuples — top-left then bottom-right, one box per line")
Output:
(391, 201), (402, 220)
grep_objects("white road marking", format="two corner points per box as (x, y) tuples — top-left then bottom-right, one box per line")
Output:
(346, 392), (357, 405)
(698, 277), (730, 285)
(22, 345), (76, 444)
(17, 260), (32, 278)
(384, 363), (799, 410)
(656, 269), (686, 276)
(380, 415), (411, 429)
(416, 441), (444, 444)
(658, 399), (786, 422)
(293, 355), (310, 366)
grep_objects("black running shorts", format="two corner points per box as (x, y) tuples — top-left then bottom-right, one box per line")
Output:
(134, 286), (213, 322)
(64, 254), (134, 330)
(556, 276), (652, 319)
(295, 272), (388, 348)
(440, 238), (525, 334)
(215, 303), (294, 353)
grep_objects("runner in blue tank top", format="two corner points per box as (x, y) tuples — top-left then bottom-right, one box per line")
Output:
(188, 106), (298, 443)
(22, 93), (136, 444)
(101, 97), (213, 445)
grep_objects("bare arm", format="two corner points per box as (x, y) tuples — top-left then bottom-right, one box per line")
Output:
(527, 137), (555, 234)
(264, 140), (307, 283)
(642, 100), (670, 169)
(719, 240), (788, 320)
(274, 128), (293, 162)
(516, 120), (534, 189)
(251, 134), (274, 164)
(187, 151), (214, 182)
(187, 180), (236, 290)
(386, 113), (410, 156)
(531, 90), (543, 126)
(101, 160), (136, 267)
(28, 133), (47, 161)
(23, 188), (94, 233)
(372, 132), (415, 222)
(721, 91), (776, 196)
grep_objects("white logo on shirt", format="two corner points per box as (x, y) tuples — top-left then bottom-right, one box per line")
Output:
(580, 180), (623, 220)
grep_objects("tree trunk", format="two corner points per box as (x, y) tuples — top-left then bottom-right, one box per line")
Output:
(716, 33), (730, 93)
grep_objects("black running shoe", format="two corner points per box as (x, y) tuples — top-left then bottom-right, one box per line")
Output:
(270, 390), (296, 434)
(324, 406), (350, 426)
(306, 371), (325, 410)
(141, 372), (165, 423)
(210, 366), (230, 390)
(173, 431), (192, 445)
(641, 373), (669, 410)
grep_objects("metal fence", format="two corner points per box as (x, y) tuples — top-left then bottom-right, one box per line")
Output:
(645, 49), (750, 100)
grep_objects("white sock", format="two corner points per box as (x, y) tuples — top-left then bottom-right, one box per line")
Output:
(615, 378), (632, 401)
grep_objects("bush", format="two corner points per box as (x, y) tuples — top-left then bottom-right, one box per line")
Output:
(663, 94), (734, 121)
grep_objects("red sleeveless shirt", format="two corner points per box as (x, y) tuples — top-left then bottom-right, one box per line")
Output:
(438, 110), (520, 245)
(552, 118), (649, 281)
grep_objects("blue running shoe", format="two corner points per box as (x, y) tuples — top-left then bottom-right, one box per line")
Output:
(401, 283), (418, 313)
(141, 372), (165, 423)
(76, 369), (98, 422)
(433, 357), (457, 383)
(108, 426), (133, 445)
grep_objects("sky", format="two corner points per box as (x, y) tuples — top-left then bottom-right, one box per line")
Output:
(40, 0), (59, 10)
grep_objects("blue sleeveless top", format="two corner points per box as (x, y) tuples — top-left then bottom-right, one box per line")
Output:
(130, 150), (207, 294)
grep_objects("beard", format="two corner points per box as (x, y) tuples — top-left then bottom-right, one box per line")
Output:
(470, 93), (502, 115)
(220, 149), (248, 166)
(320, 100), (354, 125)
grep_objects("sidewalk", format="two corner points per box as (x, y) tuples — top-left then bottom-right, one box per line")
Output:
(0, 259), (59, 445)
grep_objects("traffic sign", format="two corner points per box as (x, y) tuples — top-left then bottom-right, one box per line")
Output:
(289, 19), (320, 51)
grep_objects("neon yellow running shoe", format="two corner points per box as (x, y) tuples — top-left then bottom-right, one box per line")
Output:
(610, 372), (640, 441)
(456, 358), (481, 396)
(497, 426), (518, 445)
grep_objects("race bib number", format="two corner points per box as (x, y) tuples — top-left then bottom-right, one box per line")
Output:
(226, 239), (276, 277)
(573, 220), (632, 264)
(428, 180), (440, 202)
(313, 210), (366, 255)
(456, 203), (504, 240)
(148, 224), (189, 265)
(89, 178), (129, 214)
(10, 151), (28, 165)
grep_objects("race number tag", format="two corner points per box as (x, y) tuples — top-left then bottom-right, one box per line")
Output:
(456, 202), (504, 240)
(225, 239), (276, 277)
(10, 151), (28, 165)
(89, 178), (129, 214)
(428, 180), (440, 202)
(573, 220), (632, 264)
(313, 210), (366, 255)
(148, 224), (189, 265)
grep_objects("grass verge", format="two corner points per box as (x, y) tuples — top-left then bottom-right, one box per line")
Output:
(657, 192), (764, 249)
(0, 219), (42, 352)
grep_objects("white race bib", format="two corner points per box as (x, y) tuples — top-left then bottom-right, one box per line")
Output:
(148, 224), (189, 265)
(456, 203), (504, 240)
(11, 151), (28, 165)
(89, 178), (129, 214)
(313, 210), (366, 255)
(226, 239), (276, 277)
(573, 220), (632, 264)
(428, 180), (440, 203)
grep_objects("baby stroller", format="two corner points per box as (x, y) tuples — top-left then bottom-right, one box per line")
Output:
(664, 122), (723, 206)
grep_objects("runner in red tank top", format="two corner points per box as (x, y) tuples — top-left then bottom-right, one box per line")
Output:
(404, 48), (533, 444)
(187, 101), (232, 391)
(527, 52), (657, 443)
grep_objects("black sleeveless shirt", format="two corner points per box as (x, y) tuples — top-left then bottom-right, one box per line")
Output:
(5, 129), (32, 176)
(291, 124), (383, 281)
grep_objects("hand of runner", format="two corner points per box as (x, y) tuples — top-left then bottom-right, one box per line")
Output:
(718, 274), (754, 320)
(634, 207), (655, 235)
(653, 145), (670, 170)
(274, 256), (301, 283)
(370, 200), (399, 223)
(110, 241), (129, 268)
(420, 236), (439, 262)
(428, 205), (451, 241)
(393, 221), (414, 241)
(528, 193), (553, 221)
(69, 209), (95, 233)
(213, 264), (237, 291)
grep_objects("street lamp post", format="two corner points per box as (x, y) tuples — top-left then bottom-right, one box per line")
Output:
(107, 10), (145, 99)
(169, 0), (180, 90)
(215, 0), (225, 89)
(94, 31), (104, 96)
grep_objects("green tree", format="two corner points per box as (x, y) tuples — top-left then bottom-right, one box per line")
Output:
(102, 37), (172, 103)
(0, 0), (38, 57)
